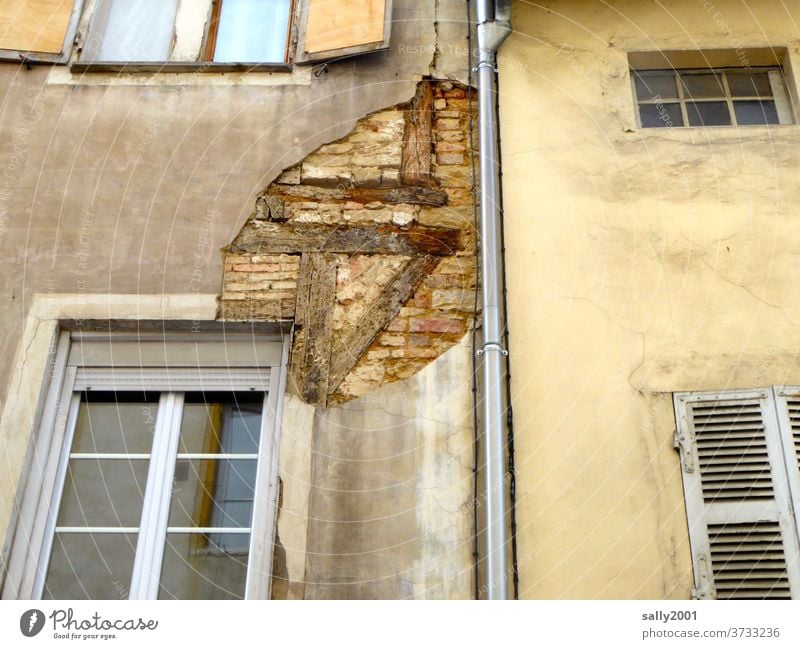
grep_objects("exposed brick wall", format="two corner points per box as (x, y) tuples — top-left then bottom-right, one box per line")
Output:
(220, 80), (477, 405)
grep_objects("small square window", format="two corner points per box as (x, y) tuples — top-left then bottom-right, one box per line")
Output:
(631, 66), (795, 128)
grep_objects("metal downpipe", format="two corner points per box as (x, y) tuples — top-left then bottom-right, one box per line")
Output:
(475, 0), (511, 600)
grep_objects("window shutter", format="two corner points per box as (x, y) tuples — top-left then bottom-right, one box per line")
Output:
(294, 0), (392, 64)
(772, 386), (800, 541)
(674, 390), (800, 599)
(0, 0), (81, 60)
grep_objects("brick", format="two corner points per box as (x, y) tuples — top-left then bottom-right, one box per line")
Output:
(435, 118), (460, 131)
(410, 318), (463, 334)
(435, 141), (466, 154)
(409, 333), (431, 347)
(301, 164), (352, 187)
(433, 98), (447, 110)
(435, 130), (466, 143)
(444, 88), (466, 98)
(379, 333), (406, 346)
(385, 317), (407, 332)
(437, 152), (464, 165)
(432, 289), (473, 311)
(353, 166), (382, 188)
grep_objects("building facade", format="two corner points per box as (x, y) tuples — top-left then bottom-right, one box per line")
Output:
(501, 0), (800, 599)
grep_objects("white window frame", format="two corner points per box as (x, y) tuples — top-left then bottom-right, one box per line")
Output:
(2, 329), (289, 600)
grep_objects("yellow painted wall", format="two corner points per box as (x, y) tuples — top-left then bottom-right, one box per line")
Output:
(500, 0), (800, 598)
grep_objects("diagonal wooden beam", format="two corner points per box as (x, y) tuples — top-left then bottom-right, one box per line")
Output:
(326, 255), (440, 397)
(228, 221), (463, 256)
(291, 252), (338, 406)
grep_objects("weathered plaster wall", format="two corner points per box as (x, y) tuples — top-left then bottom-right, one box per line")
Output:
(303, 337), (474, 599)
(500, 0), (800, 598)
(0, 0), (469, 418)
(0, 0), (476, 600)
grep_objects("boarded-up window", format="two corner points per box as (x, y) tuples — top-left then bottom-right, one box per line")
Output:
(296, 0), (392, 64)
(674, 388), (800, 599)
(0, 0), (76, 54)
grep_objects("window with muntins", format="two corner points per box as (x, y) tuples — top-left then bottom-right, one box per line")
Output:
(1, 330), (289, 600)
(674, 387), (800, 599)
(632, 67), (795, 128)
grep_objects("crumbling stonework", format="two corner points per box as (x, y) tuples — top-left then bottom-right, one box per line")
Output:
(220, 80), (477, 405)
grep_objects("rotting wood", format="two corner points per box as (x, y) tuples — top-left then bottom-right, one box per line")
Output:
(228, 222), (462, 256)
(268, 184), (448, 207)
(326, 255), (440, 396)
(291, 252), (338, 406)
(400, 81), (435, 187)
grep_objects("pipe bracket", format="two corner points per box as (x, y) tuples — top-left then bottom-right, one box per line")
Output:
(476, 342), (509, 357)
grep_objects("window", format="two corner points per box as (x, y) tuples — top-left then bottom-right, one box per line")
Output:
(1, 330), (289, 600)
(0, 0), (84, 63)
(674, 387), (800, 599)
(632, 67), (795, 128)
(77, 0), (392, 68)
(205, 0), (292, 63)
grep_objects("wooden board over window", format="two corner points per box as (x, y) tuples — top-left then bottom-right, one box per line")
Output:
(296, 0), (392, 63)
(0, 0), (74, 54)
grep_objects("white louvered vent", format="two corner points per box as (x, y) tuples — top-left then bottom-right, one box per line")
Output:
(690, 401), (774, 502)
(708, 522), (791, 599)
(785, 395), (800, 471)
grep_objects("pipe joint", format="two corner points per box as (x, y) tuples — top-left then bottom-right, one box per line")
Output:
(477, 19), (511, 55)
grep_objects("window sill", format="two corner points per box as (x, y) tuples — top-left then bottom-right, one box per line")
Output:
(70, 61), (292, 74)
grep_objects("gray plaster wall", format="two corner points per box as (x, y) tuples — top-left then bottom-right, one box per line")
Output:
(304, 338), (474, 599)
(0, 0), (475, 600)
(0, 0), (471, 414)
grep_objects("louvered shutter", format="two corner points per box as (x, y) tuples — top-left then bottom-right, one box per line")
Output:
(674, 389), (800, 599)
(294, 0), (392, 64)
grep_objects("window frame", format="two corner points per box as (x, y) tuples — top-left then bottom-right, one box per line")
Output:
(1, 328), (290, 600)
(201, 0), (295, 65)
(0, 0), (86, 64)
(631, 66), (796, 129)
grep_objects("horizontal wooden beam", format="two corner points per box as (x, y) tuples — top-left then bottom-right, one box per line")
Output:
(229, 221), (462, 256)
(272, 184), (448, 207)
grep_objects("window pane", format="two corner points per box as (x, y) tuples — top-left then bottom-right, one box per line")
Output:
(681, 73), (725, 98)
(727, 71), (772, 97)
(734, 100), (780, 125)
(158, 533), (249, 599)
(639, 103), (683, 128)
(687, 101), (731, 126)
(86, 0), (177, 61)
(213, 0), (291, 63)
(169, 458), (257, 527)
(43, 533), (137, 599)
(179, 394), (262, 454)
(633, 71), (678, 100)
(57, 459), (149, 527)
(72, 394), (159, 454)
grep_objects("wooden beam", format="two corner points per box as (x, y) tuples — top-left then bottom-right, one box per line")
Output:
(326, 255), (440, 397)
(229, 222), (462, 256)
(291, 253), (338, 406)
(400, 81), (435, 187)
(270, 184), (448, 207)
